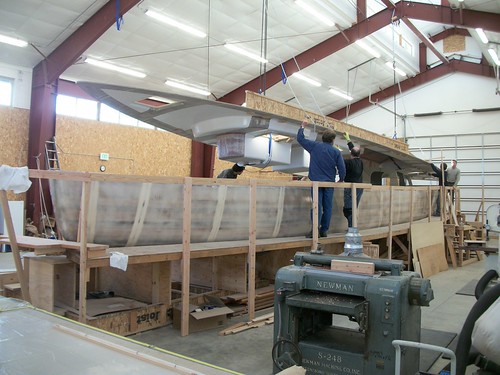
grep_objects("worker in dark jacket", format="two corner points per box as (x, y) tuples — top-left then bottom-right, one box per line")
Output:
(430, 162), (448, 216)
(297, 120), (346, 238)
(217, 163), (245, 179)
(342, 132), (363, 228)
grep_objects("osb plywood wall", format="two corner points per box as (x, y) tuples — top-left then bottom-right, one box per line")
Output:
(56, 116), (192, 176)
(443, 35), (465, 53)
(0, 107), (291, 183)
(0, 105), (30, 200)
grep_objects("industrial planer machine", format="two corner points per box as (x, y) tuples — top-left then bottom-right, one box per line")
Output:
(272, 252), (434, 375)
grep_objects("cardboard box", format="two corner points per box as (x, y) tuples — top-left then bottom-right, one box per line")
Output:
(173, 295), (233, 334)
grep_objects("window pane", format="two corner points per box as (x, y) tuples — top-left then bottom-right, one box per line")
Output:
(56, 95), (77, 115)
(0, 79), (13, 106)
(100, 103), (120, 123)
(75, 98), (98, 120)
(119, 112), (138, 126)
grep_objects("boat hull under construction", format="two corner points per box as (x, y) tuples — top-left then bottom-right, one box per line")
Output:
(50, 179), (431, 247)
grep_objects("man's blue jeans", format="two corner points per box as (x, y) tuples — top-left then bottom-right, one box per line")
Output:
(343, 188), (364, 227)
(310, 187), (334, 233)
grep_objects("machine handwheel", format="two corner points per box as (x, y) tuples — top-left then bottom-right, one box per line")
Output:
(272, 339), (303, 371)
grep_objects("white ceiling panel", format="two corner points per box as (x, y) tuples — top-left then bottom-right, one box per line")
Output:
(0, 0), (498, 118)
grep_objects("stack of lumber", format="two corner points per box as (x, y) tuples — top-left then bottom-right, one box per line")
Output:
(221, 285), (275, 315)
(218, 312), (274, 335)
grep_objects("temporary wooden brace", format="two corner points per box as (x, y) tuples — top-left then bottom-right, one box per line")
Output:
(352, 184), (358, 228)
(180, 177), (192, 337)
(248, 179), (257, 321)
(311, 181), (319, 249)
(0, 190), (29, 301)
(78, 180), (91, 322)
(387, 187), (394, 259)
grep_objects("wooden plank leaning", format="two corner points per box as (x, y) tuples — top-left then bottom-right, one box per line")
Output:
(0, 190), (30, 301)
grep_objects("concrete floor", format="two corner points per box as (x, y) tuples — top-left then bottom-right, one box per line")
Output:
(131, 256), (494, 375)
(1, 247), (497, 375)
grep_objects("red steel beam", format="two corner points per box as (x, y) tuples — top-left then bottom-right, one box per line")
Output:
(27, 0), (141, 226)
(32, 0), (141, 88)
(218, 7), (395, 105)
(397, 1), (500, 32)
(219, 2), (500, 106)
(356, 0), (367, 23)
(329, 59), (495, 119)
(401, 18), (449, 65)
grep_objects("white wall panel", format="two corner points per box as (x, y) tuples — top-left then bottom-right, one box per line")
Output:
(347, 72), (500, 221)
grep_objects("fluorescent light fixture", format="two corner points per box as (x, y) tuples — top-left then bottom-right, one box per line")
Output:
(224, 43), (268, 63)
(329, 88), (353, 101)
(292, 72), (321, 87)
(475, 28), (488, 44)
(0, 34), (28, 47)
(145, 10), (206, 38)
(165, 80), (211, 96)
(86, 58), (146, 78)
(355, 40), (381, 58)
(385, 61), (407, 77)
(488, 48), (500, 66)
(295, 0), (335, 27)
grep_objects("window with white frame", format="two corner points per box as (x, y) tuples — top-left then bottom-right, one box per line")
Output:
(56, 94), (157, 130)
(0, 77), (14, 106)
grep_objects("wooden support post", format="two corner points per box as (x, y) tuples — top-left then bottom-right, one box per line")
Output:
(351, 184), (358, 228)
(248, 179), (257, 321)
(180, 177), (192, 337)
(428, 186), (432, 222)
(408, 188), (414, 270)
(78, 180), (91, 323)
(312, 181), (319, 250)
(0, 191), (30, 301)
(387, 186), (393, 259)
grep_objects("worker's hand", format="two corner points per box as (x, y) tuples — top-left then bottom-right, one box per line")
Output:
(300, 120), (308, 128)
(343, 131), (350, 141)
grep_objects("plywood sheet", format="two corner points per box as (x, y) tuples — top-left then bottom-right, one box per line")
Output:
(417, 244), (448, 278)
(411, 221), (444, 250)
(410, 221), (446, 276)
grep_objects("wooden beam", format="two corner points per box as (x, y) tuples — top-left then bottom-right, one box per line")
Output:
(180, 177), (192, 337)
(247, 179), (257, 320)
(245, 91), (409, 154)
(0, 191), (29, 301)
(78, 181), (91, 322)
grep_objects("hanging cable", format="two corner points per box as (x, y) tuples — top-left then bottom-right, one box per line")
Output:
(259, 0), (269, 94)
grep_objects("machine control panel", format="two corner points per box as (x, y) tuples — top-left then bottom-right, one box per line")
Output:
(381, 296), (395, 323)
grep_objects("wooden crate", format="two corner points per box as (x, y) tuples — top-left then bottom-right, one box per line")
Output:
(363, 242), (380, 258)
(66, 303), (169, 336)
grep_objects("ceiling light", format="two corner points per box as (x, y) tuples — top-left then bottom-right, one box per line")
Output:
(292, 72), (321, 87)
(0, 34), (28, 47)
(145, 10), (206, 38)
(355, 40), (381, 58)
(475, 28), (488, 44)
(487, 49), (500, 66)
(86, 58), (146, 78)
(224, 43), (268, 64)
(329, 88), (353, 101)
(165, 80), (211, 96)
(295, 0), (335, 27)
(385, 61), (407, 77)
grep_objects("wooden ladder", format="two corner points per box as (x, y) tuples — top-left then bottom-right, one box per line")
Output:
(45, 137), (60, 170)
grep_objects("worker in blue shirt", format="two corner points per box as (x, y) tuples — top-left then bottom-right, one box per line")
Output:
(297, 120), (346, 238)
